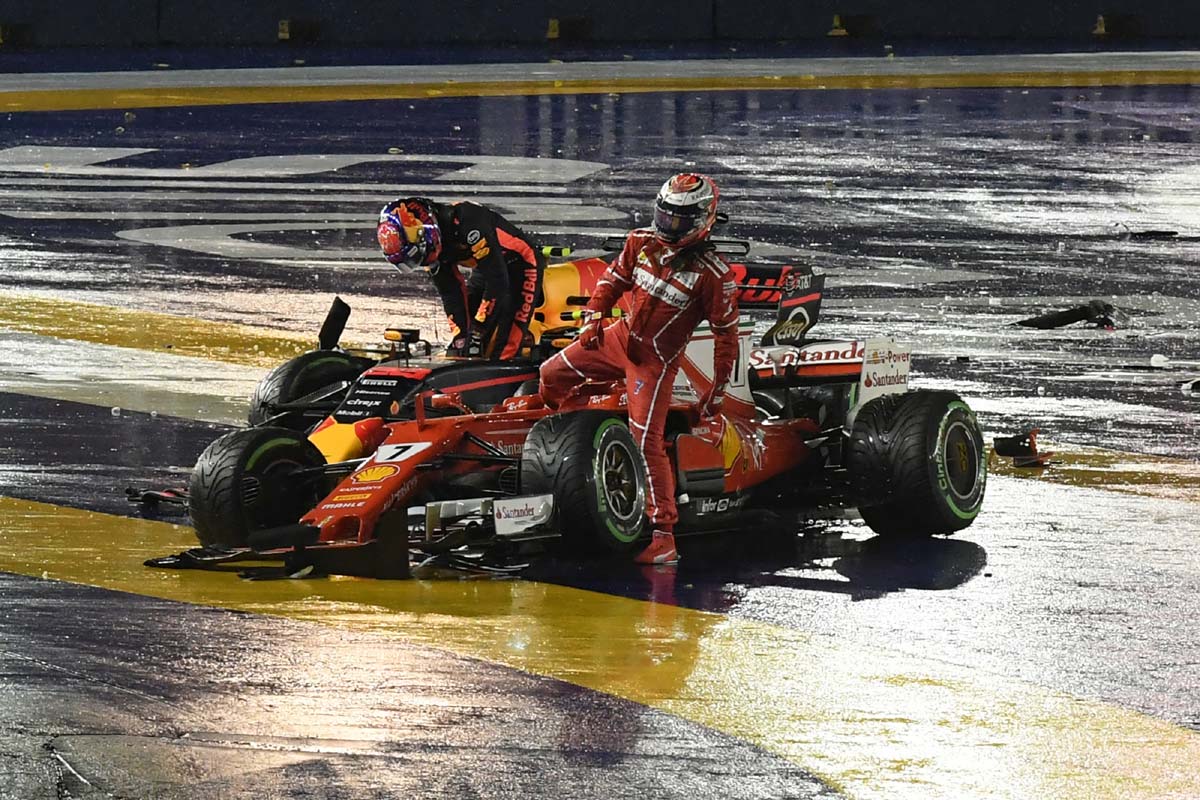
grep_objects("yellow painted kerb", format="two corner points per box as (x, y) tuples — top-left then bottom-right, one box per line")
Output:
(1, 494), (1198, 800)
(3, 70), (1200, 112)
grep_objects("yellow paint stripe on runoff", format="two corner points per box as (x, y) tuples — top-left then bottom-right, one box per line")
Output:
(989, 447), (1200, 503)
(0, 292), (310, 369)
(3, 70), (1200, 112)
(2, 495), (1197, 800)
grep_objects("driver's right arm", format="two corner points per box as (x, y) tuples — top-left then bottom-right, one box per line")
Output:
(586, 233), (637, 315)
(429, 261), (471, 344)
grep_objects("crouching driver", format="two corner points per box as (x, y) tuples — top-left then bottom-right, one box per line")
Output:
(377, 198), (544, 360)
(538, 174), (740, 565)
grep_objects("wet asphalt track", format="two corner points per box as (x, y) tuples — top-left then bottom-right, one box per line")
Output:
(0, 573), (835, 800)
(0, 51), (1198, 799)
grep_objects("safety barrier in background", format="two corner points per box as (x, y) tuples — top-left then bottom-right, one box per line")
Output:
(0, 0), (1196, 47)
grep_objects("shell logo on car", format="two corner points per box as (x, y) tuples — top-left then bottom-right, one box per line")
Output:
(351, 464), (400, 483)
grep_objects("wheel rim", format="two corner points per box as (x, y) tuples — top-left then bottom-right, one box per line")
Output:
(943, 420), (981, 500)
(246, 457), (318, 527)
(600, 439), (642, 524)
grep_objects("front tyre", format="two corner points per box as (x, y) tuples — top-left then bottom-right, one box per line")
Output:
(848, 390), (986, 537)
(248, 350), (373, 430)
(188, 427), (327, 549)
(521, 412), (646, 554)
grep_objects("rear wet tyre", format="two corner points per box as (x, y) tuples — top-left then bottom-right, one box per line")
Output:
(753, 390), (787, 417)
(521, 412), (646, 554)
(847, 390), (987, 537)
(248, 350), (373, 430)
(188, 427), (328, 549)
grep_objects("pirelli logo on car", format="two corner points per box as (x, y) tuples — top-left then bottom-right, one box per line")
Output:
(351, 464), (400, 483)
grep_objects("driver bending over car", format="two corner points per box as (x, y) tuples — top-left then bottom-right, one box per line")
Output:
(538, 173), (739, 565)
(377, 198), (545, 360)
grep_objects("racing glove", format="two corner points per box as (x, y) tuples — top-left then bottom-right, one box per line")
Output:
(446, 331), (485, 358)
(577, 310), (606, 351)
(468, 328), (487, 356)
(697, 384), (726, 418)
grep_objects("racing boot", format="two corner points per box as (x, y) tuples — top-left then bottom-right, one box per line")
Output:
(634, 529), (679, 565)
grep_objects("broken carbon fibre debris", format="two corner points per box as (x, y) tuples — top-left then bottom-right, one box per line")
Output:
(1016, 299), (1128, 330)
(993, 428), (1058, 469)
(1113, 222), (1179, 241)
(126, 486), (189, 506)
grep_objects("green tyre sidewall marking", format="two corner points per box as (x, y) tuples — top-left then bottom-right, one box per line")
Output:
(933, 400), (986, 521)
(592, 417), (641, 544)
(245, 437), (300, 471)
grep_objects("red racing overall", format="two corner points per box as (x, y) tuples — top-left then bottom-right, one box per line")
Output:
(539, 229), (739, 533)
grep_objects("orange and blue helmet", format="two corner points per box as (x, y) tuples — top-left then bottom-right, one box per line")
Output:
(377, 198), (442, 268)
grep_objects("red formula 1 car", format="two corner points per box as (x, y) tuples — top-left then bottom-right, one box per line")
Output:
(154, 252), (987, 578)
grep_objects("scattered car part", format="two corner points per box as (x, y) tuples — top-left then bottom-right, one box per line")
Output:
(1016, 299), (1127, 330)
(993, 428), (1056, 468)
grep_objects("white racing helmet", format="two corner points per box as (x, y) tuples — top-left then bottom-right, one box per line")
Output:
(652, 173), (720, 248)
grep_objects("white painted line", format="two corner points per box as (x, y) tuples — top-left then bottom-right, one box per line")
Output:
(0, 330), (262, 425)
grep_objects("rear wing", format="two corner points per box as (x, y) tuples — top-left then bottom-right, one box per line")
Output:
(760, 267), (825, 346)
(728, 262), (813, 312)
(598, 235), (804, 312)
(600, 235), (751, 258)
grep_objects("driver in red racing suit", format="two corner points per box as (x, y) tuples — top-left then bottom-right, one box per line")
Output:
(377, 198), (544, 359)
(539, 174), (739, 565)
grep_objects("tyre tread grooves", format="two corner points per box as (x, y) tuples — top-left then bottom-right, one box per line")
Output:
(522, 411), (644, 554)
(188, 427), (324, 548)
(849, 390), (984, 537)
(248, 351), (371, 428)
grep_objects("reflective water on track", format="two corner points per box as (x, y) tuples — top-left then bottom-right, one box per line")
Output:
(2, 82), (1197, 456)
(1, 58), (1198, 799)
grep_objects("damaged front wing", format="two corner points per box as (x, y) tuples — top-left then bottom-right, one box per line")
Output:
(145, 494), (556, 580)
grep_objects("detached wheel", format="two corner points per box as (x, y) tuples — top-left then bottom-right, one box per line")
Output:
(188, 427), (327, 548)
(521, 412), (646, 554)
(847, 390), (986, 537)
(248, 350), (372, 429)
